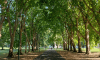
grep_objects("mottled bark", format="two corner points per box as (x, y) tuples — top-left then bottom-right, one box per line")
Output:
(24, 30), (28, 53)
(1, 46), (4, 50)
(76, 19), (82, 53)
(63, 41), (65, 50)
(19, 26), (23, 55)
(28, 42), (30, 52)
(8, 36), (14, 57)
(65, 42), (67, 50)
(19, 15), (25, 55)
(32, 20), (34, 52)
(85, 20), (90, 54)
(7, 3), (16, 57)
(62, 32), (65, 50)
(32, 35), (35, 51)
(32, 45), (34, 51)
(68, 35), (70, 51)
(70, 39), (72, 51)
(71, 32), (77, 52)
(34, 40), (36, 50)
(25, 41), (27, 53)
(57, 45), (58, 48)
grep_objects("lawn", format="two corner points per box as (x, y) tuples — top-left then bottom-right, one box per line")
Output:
(54, 48), (63, 51)
(0, 47), (49, 58)
(54, 47), (100, 52)
(81, 47), (100, 52)
(0, 47), (100, 58)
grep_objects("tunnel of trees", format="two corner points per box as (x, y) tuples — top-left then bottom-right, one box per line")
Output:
(0, 0), (100, 58)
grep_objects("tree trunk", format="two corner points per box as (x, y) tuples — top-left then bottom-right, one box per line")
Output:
(7, 2), (18, 57)
(65, 42), (67, 50)
(25, 42), (27, 53)
(57, 45), (58, 48)
(36, 41), (38, 50)
(70, 39), (72, 51)
(76, 18), (82, 53)
(71, 32), (77, 52)
(78, 36), (82, 53)
(1, 46), (4, 50)
(85, 20), (90, 54)
(28, 42), (30, 52)
(32, 36), (35, 52)
(32, 45), (34, 51)
(2, 46), (3, 50)
(68, 35), (70, 51)
(63, 41), (65, 50)
(62, 32), (65, 50)
(8, 36), (14, 57)
(0, 23), (3, 38)
(24, 32), (28, 53)
(34, 40), (36, 50)
(19, 28), (23, 55)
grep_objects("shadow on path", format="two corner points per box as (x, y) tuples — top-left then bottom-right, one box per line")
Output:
(34, 49), (66, 60)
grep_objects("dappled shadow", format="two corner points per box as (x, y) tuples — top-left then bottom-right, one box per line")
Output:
(0, 51), (43, 60)
(34, 49), (66, 60)
(57, 50), (100, 60)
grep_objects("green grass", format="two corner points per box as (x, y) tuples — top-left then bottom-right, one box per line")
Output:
(81, 48), (100, 52)
(54, 48), (63, 50)
(0, 47), (49, 58)
(54, 48), (100, 52)
(53, 48), (65, 52)
(0, 47), (99, 58)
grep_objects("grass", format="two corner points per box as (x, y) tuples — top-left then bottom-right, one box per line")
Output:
(0, 47), (100, 58)
(54, 48), (63, 51)
(81, 47), (100, 52)
(0, 47), (49, 58)
(54, 47), (100, 52)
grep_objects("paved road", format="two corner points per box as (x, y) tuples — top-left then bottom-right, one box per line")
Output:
(34, 49), (66, 60)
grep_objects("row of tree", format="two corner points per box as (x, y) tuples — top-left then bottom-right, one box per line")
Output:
(0, 0), (100, 57)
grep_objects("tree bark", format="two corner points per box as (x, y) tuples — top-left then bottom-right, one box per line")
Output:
(1, 46), (4, 50)
(28, 42), (30, 52)
(34, 40), (36, 50)
(63, 41), (65, 50)
(32, 36), (35, 52)
(25, 41), (27, 53)
(62, 32), (65, 50)
(7, 3), (15, 57)
(32, 45), (34, 51)
(68, 35), (70, 51)
(70, 39), (72, 51)
(32, 19), (34, 52)
(7, 1), (19, 57)
(71, 32), (77, 52)
(19, 26), (23, 55)
(76, 18), (82, 53)
(19, 15), (25, 55)
(85, 20), (90, 54)
(65, 21), (68, 50)
(8, 36), (14, 57)
(24, 30), (28, 53)
(36, 41), (38, 50)
(57, 45), (58, 48)
(65, 42), (67, 50)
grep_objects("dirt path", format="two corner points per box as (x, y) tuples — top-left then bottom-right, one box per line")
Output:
(0, 49), (100, 60)
(57, 50), (100, 60)
(34, 49), (66, 60)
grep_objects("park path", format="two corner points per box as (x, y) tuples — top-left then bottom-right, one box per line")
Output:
(34, 49), (66, 60)
(0, 49), (100, 60)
